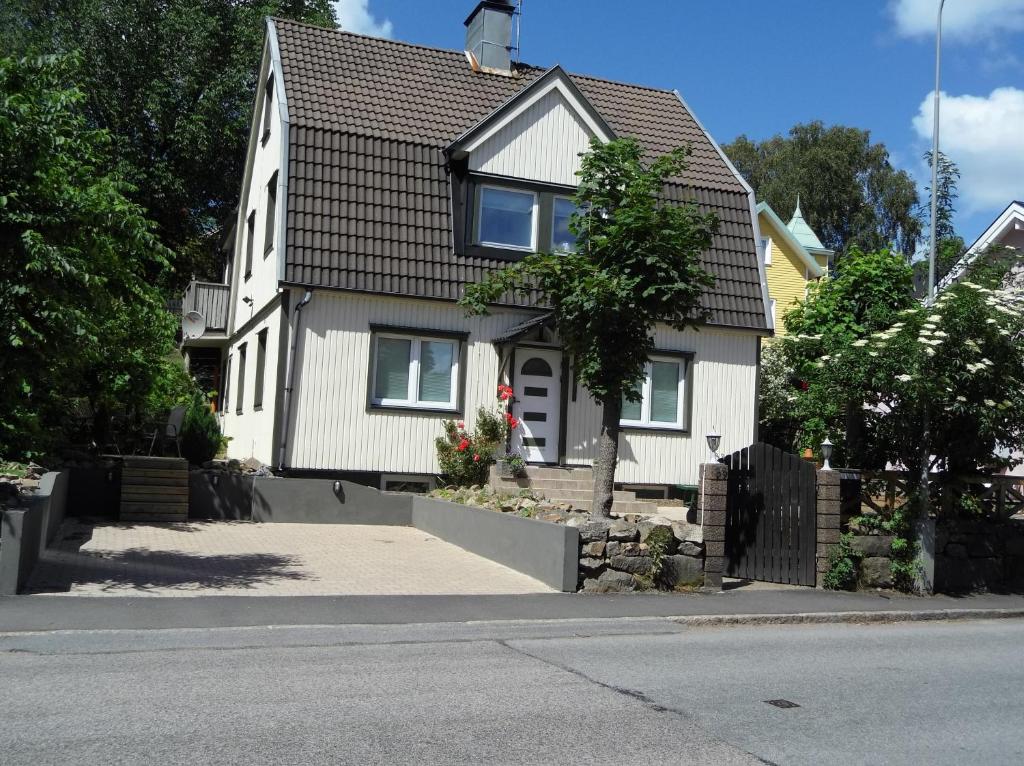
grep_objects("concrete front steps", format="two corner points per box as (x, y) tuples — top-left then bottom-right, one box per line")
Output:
(119, 456), (189, 522)
(489, 465), (662, 515)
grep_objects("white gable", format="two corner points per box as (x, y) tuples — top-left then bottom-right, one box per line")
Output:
(468, 87), (597, 187)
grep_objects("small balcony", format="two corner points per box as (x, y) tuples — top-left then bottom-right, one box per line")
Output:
(181, 280), (230, 340)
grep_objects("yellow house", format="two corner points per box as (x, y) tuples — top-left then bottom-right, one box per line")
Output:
(757, 200), (833, 337)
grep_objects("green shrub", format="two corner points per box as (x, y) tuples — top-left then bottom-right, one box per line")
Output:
(179, 394), (224, 465)
(823, 533), (861, 591)
(435, 386), (517, 487)
(645, 525), (676, 589)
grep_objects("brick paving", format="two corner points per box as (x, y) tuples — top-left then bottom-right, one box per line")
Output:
(26, 520), (554, 597)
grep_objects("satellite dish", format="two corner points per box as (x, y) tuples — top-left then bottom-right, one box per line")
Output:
(182, 311), (207, 340)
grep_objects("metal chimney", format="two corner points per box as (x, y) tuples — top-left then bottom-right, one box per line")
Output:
(464, 1), (516, 74)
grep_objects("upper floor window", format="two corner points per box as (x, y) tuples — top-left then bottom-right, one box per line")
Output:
(261, 75), (274, 145)
(264, 172), (277, 256)
(244, 211), (255, 280)
(620, 356), (690, 430)
(761, 236), (773, 265)
(478, 186), (536, 250)
(235, 343), (247, 415)
(552, 196), (578, 252)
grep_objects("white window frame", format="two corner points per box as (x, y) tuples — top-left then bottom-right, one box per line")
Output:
(476, 184), (539, 251)
(770, 298), (778, 326)
(761, 236), (773, 265)
(370, 333), (460, 411)
(551, 195), (578, 253)
(620, 356), (688, 430)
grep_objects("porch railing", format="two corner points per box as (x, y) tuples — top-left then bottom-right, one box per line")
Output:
(181, 281), (230, 333)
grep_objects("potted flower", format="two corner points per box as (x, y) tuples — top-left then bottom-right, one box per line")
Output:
(496, 450), (526, 479)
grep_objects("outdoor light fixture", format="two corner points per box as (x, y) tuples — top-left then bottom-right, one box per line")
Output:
(333, 480), (342, 494)
(821, 438), (834, 471)
(706, 430), (722, 461)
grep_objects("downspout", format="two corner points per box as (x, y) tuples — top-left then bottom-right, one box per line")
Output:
(277, 289), (313, 470)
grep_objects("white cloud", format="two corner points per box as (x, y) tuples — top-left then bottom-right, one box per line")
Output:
(890, 0), (1024, 40)
(332, 0), (393, 38)
(912, 87), (1024, 214)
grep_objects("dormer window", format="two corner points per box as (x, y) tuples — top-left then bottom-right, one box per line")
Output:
(552, 196), (578, 252)
(477, 186), (536, 250)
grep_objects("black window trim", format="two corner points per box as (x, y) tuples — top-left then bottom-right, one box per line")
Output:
(261, 75), (274, 146)
(263, 171), (278, 257)
(461, 173), (577, 261)
(235, 342), (247, 415)
(253, 328), (268, 411)
(244, 211), (255, 281)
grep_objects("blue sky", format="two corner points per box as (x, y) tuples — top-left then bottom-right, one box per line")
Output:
(334, 1), (1024, 247)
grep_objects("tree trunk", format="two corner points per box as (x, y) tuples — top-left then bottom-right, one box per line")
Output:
(593, 398), (622, 518)
(918, 404), (931, 519)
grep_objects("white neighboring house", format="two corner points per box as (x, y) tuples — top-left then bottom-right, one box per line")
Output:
(934, 199), (1024, 476)
(179, 3), (773, 494)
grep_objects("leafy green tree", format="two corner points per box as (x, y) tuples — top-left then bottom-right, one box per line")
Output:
(724, 122), (921, 257)
(460, 139), (718, 517)
(783, 251), (1024, 516)
(757, 343), (803, 452)
(780, 248), (917, 467)
(179, 392), (225, 464)
(0, 54), (181, 458)
(913, 150), (965, 292)
(5, 0), (337, 285)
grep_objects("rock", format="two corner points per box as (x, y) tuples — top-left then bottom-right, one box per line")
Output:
(608, 520), (639, 542)
(579, 520), (612, 543)
(850, 534), (893, 558)
(609, 554), (653, 576)
(240, 456), (265, 473)
(25, 462), (46, 479)
(671, 521), (703, 544)
(617, 542), (649, 557)
(945, 543), (968, 559)
(662, 554), (704, 588)
(564, 514), (588, 528)
(581, 541), (606, 557)
(621, 514), (643, 523)
(552, 502), (573, 513)
(578, 557), (606, 574)
(676, 541), (703, 557)
(605, 541), (621, 557)
(583, 569), (638, 593)
(638, 521), (673, 542)
(859, 557), (893, 588)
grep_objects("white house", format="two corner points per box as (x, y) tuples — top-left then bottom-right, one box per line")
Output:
(179, 2), (773, 494)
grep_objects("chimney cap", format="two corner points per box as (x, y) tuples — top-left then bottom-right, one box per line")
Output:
(464, 1), (515, 27)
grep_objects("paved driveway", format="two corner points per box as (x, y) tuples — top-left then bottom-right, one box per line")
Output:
(27, 520), (554, 596)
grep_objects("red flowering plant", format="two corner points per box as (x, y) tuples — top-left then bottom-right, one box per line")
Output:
(435, 385), (520, 486)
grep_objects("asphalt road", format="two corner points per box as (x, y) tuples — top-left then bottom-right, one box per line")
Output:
(2, 617), (1022, 765)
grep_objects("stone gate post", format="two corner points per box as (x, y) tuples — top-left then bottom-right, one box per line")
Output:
(698, 462), (728, 590)
(816, 469), (841, 588)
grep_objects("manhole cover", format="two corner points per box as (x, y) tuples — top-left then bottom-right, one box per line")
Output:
(764, 699), (800, 709)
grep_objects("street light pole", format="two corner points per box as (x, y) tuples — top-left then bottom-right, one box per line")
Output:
(927, 0), (947, 304)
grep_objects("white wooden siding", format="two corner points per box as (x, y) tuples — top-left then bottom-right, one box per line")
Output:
(469, 88), (595, 186)
(286, 292), (535, 473)
(228, 45), (284, 334)
(564, 326), (759, 485)
(221, 306), (284, 465)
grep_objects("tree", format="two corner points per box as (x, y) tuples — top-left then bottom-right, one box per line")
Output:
(460, 139), (718, 517)
(779, 248), (917, 467)
(782, 252), (1024, 515)
(4, 0), (337, 286)
(724, 122), (922, 258)
(913, 150), (965, 293)
(0, 54), (183, 459)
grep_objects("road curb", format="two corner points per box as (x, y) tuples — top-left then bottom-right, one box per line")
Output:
(670, 608), (1024, 627)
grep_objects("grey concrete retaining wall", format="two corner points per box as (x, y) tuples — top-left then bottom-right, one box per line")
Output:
(411, 496), (579, 592)
(0, 507), (43, 595)
(189, 471), (254, 521)
(252, 477), (413, 525)
(21, 471), (70, 554)
(66, 465), (120, 518)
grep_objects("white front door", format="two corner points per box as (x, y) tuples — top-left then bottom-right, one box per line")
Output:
(511, 348), (561, 464)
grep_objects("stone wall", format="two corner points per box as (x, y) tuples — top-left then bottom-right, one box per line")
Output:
(934, 517), (1024, 593)
(816, 470), (842, 588)
(578, 515), (705, 593)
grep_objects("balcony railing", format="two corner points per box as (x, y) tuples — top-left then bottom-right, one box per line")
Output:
(181, 280), (230, 334)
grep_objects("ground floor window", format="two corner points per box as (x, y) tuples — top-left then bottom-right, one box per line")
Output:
(370, 332), (460, 410)
(620, 355), (690, 430)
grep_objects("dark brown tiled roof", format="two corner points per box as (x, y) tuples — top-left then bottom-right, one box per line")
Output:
(275, 19), (767, 330)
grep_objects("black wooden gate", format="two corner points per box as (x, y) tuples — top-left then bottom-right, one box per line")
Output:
(720, 442), (817, 586)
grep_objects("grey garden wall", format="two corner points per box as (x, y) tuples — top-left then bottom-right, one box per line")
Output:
(411, 496), (579, 592)
(66, 465), (120, 518)
(22, 471), (70, 554)
(252, 478), (413, 525)
(189, 471), (254, 521)
(0, 508), (42, 595)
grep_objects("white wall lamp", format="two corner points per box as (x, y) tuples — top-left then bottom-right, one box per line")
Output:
(706, 430), (721, 462)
